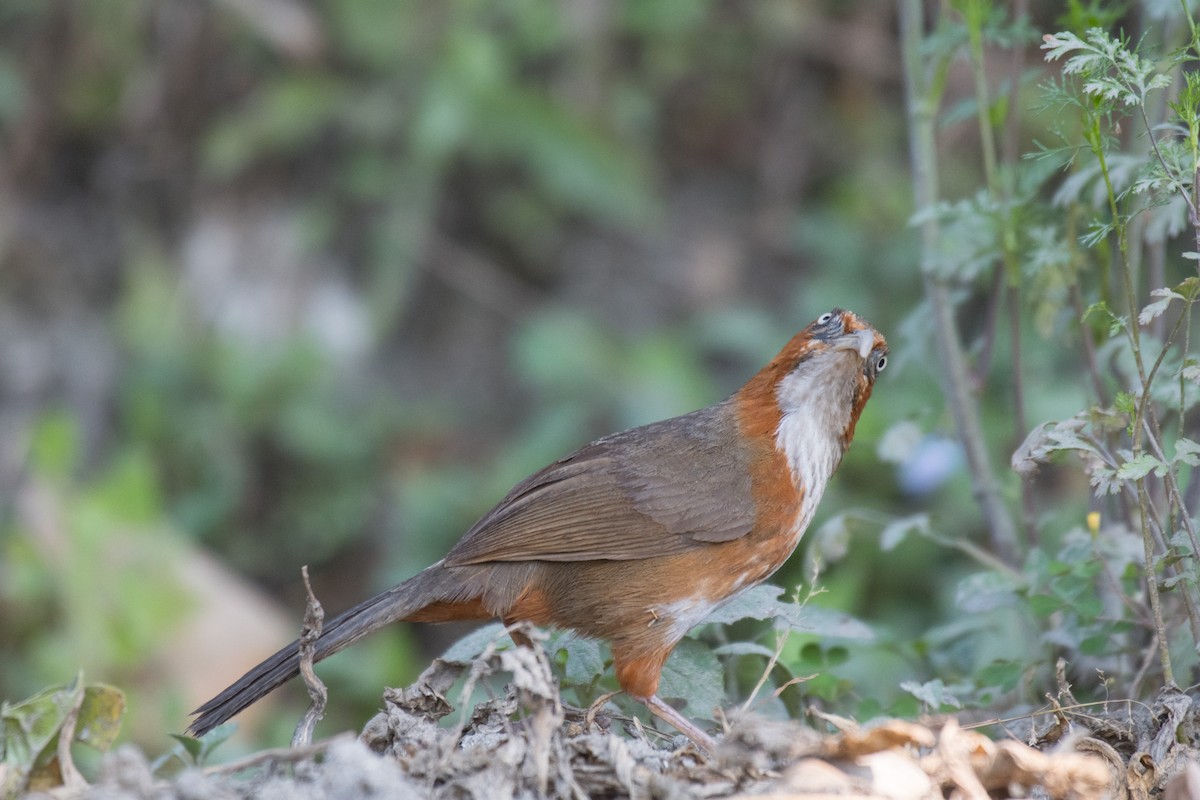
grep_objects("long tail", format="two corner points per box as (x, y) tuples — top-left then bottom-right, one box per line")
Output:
(187, 562), (479, 737)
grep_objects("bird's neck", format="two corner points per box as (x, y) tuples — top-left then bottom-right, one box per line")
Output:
(776, 370), (854, 530)
(772, 388), (849, 515)
(773, 363), (857, 476)
(733, 348), (861, 530)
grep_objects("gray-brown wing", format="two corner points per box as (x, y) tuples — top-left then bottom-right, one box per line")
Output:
(442, 400), (757, 566)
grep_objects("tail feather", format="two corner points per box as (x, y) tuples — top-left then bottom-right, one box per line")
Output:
(187, 563), (464, 737)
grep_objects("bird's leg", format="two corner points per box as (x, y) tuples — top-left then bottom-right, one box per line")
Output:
(640, 694), (718, 753)
(504, 620), (535, 649)
(614, 648), (718, 752)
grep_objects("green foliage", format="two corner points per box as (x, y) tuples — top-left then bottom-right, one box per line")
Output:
(893, 0), (1200, 725)
(156, 724), (236, 773)
(1024, 15), (1200, 688)
(440, 583), (875, 733)
(11, 0), (1200, 759)
(1, 676), (125, 795)
(900, 678), (963, 713)
(0, 414), (202, 754)
(1041, 29), (1172, 107)
(114, 257), (402, 575)
(3, 416), (190, 689)
(197, 1), (666, 331)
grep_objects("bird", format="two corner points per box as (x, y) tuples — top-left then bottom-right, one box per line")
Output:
(188, 308), (888, 752)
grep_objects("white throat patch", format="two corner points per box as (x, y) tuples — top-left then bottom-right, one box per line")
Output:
(773, 352), (858, 537)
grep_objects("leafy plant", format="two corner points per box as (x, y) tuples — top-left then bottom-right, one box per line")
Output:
(895, 0), (1200, 723)
(154, 723), (237, 774)
(0, 675), (125, 796)
(437, 582), (873, 738)
(1021, 16), (1200, 689)
(1, 415), (192, 734)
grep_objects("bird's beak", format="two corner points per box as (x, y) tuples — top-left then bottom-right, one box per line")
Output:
(832, 329), (875, 359)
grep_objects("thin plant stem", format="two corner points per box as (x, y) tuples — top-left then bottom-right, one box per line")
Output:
(1002, 0), (1029, 168)
(1098, 101), (1179, 686)
(901, 0), (1020, 564)
(1136, 479), (1175, 686)
(1003, 0), (1036, 547)
(963, 0), (999, 189)
(963, 0), (1035, 548)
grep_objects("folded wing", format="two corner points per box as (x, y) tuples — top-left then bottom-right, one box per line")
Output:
(443, 400), (758, 565)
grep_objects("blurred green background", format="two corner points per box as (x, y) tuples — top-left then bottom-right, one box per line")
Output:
(1, 0), (1188, 754)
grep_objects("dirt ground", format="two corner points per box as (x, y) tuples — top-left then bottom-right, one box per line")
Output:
(23, 635), (1200, 800)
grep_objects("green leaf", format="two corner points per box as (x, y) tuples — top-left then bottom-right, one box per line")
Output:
(824, 646), (849, 667)
(1116, 453), (1167, 480)
(197, 725), (238, 763)
(703, 585), (873, 640)
(75, 685), (124, 752)
(167, 733), (207, 763)
(1175, 276), (1200, 300)
(1174, 438), (1200, 467)
(880, 514), (930, 551)
(1161, 572), (1196, 591)
(165, 724), (237, 772)
(789, 607), (876, 640)
(976, 659), (1023, 691)
(1028, 593), (1061, 619)
(1074, 589), (1103, 619)
(441, 622), (510, 663)
(0, 677), (85, 795)
(1012, 417), (1105, 474)
(1169, 529), (1197, 551)
(1089, 465), (1123, 496)
(555, 637), (607, 687)
(702, 584), (795, 625)
(899, 678), (961, 710)
(1046, 558), (1072, 577)
(954, 570), (1019, 613)
(1138, 288), (1184, 325)
(658, 639), (725, 722)
(1082, 300), (1125, 337)
(797, 641), (824, 665)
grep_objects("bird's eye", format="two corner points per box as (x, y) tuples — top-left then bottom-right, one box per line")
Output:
(875, 355), (887, 372)
(817, 312), (835, 324)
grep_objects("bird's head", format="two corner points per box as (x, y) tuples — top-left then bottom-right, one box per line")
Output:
(737, 308), (888, 453)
